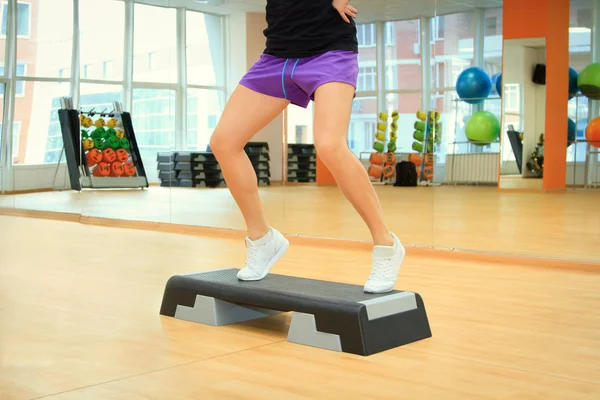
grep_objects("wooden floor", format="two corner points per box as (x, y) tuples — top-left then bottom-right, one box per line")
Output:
(1, 215), (599, 399)
(3, 185), (600, 262)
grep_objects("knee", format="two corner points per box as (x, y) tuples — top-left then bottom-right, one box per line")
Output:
(209, 130), (228, 157)
(314, 135), (347, 165)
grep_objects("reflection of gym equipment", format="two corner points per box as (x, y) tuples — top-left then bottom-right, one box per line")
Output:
(160, 268), (431, 356)
(368, 111), (399, 183)
(56, 99), (148, 191)
(506, 126), (524, 174)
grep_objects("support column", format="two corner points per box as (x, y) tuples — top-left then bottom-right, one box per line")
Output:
(503, 0), (570, 190)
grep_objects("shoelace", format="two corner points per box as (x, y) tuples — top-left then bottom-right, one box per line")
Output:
(370, 258), (393, 280)
(244, 247), (260, 271)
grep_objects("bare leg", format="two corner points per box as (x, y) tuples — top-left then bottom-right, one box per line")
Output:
(313, 82), (393, 247)
(210, 85), (289, 240)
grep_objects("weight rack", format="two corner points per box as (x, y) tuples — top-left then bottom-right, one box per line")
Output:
(57, 99), (149, 191)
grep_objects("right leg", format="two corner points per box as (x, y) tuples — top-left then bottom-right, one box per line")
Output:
(210, 84), (289, 240)
(210, 84), (290, 281)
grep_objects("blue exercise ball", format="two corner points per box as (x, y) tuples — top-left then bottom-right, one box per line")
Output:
(496, 73), (502, 97)
(491, 73), (501, 96)
(568, 118), (576, 146)
(456, 67), (492, 104)
(569, 67), (579, 100)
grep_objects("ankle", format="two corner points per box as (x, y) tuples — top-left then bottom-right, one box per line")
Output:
(374, 232), (394, 247)
(249, 227), (271, 242)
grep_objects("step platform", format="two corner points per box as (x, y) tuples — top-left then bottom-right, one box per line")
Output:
(159, 268), (431, 356)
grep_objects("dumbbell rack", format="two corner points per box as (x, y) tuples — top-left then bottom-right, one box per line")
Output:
(287, 144), (316, 183)
(57, 100), (148, 191)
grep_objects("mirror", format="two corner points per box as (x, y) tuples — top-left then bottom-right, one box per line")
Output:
(431, 7), (503, 251)
(499, 38), (547, 190)
(7, 0), (81, 217)
(79, 0), (167, 224)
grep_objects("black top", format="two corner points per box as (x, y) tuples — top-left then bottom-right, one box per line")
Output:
(263, 0), (358, 59)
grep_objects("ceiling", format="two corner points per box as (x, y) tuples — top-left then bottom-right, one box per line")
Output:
(135, 0), (503, 22)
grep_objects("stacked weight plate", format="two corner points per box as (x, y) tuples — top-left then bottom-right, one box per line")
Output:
(244, 142), (271, 186)
(288, 144), (316, 183)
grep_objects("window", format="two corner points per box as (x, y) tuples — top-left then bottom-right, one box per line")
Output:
(348, 97), (377, 156)
(132, 88), (176, 166)
(16, 0), (73, 78)
(80, 0), (124, 81)
(384, 20), (421, 91)
(11, 121), (21, 163)
(0, 63), (26, 95)
(187, 11), (225, 87)
(287, 104), (314, 145)
(79, 83), (123, 112)
(432, 12), (474, 89)
(187, 89), (224, 150)
(385, 23), (395, 46)
(2, 2), (30, 36)
(12, 81), (69, 165)
(134, 4), (177, 83)
(357, 67), (376, 92)
(357, 24), (376, 47)
(484, 8), (502, 76)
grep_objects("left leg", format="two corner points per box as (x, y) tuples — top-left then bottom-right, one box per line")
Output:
(313, 82), (405, 293)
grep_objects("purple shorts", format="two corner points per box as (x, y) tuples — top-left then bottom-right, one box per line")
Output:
(240, 50), (359, 108)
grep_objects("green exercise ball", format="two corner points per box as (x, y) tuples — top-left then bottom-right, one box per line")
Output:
(577, 62), (600, 100)
(465, 111), (500, 146)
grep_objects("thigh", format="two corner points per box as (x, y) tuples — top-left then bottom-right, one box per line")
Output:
(214, 84), (289, 146)
(312, 82), (355, 145)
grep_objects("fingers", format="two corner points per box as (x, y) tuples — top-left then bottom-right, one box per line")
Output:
(338, 8), (350, 23)
(345, 4), (358, 18)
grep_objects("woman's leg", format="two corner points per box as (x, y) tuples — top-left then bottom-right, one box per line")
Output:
(210, 84), (288, 240)
(210, 84), (291, 281)
(312, 82), (405, 293)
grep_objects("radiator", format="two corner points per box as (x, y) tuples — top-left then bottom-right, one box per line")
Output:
(444, 153), (499, 184)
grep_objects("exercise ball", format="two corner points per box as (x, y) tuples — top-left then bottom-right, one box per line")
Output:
(456, 67), (492, 104)
(577, 63), (600, 100)
(569, 67), (579, 100)
(568, 118), (576, 146)
(496, 73), (502, 97)
(491, 73), (501, 96)
(585, 116), (600, 148)
(465, 111), (500, 145)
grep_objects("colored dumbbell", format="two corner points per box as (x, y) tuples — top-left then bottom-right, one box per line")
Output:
(413, 131), (425, 142)
(378, 112), (388, 121)
(119, 137), (130, 150)
(92, 162), (110, 177)
(375, 131), (386, 141)
(86, 148), (103, 167)
(122, 162), (136, 177)
(102, 148), (117, 163)
(369, 152), (384, 165)
(385, 152), (396, 166)
(106, 136), (120, 150)
(390, 131), (397, 141)
(107, 118), (119, 128)
(414, 121), (426, 132)
(392, 111), (399, 121)
(94, 138), (106, 151)
(83, 138), (95, 151)
(383, 165), (395, 179)
(110, 162), (124, 177)
(368, 165), (382, 179)
(373, 141), (385, 153)
(81, 117), (93, 128)
(94, 118), (106, 128)
(106, 128), (117, 137)
(412, 142), (424, 153)
(115, 129), (125, 139)
(387, 141), (397, 153)
(115, 148), (129, 163)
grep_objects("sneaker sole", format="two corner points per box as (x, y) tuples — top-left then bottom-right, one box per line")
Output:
(238, 238), (290, 281)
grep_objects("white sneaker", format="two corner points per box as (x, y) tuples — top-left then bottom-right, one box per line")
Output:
(364, 233), (405, 293)
(237, 227), (289, 281)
